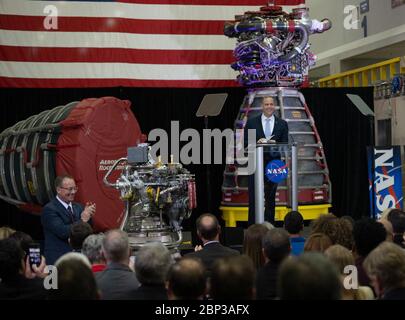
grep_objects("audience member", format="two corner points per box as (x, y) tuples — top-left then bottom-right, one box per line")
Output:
(82, 233), (106, 273)
(380, 208), (394, 220)
(310, 214), (336, 233)
(0, 238), (46, 299)
(185, 214), (239, 273)
(387, 209), (405, 249)
(353, 218), (386, 287)
(210, 255), (255, 300)
(310, 214), (353, 250)
(364, 241), (405, 300)
(378, 218), (394, 242)
(262, 221), (275, 230)
(6, 209), (405, 302)
(304, 233), (333, 253)
(278, 252), (342, 300)
(284, 211), (305, 256)
(0, 226), (15, 240)
(9, 231), (33, 255)
(325, 245), (374, 300)
(69, 221), (93, 252)
(96, 229), (139, 299)
(341, 215), (355, 227)
(166, 258), (207, 300)
(133, 242), (172, 300)
(256, 229), (291, 300)
(49, 252), (98, 300)
(243, 224), (268, 269)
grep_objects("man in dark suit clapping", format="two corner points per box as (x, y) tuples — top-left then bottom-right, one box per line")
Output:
(41, 175), (96, 265)
(185, 214), (239, 274)
(244, 96), (289, 225)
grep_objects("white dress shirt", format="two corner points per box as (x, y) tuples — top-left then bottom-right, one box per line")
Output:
(56, 195), (73, 215)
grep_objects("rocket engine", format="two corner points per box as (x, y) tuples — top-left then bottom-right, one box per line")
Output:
(103, 145), (197, 250)
(220, 3), (333, 223)
(224, 5), (331, 87)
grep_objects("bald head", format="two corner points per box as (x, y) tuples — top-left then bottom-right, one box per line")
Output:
(196, 214), (220, 242)
(102, 229), (130, 264)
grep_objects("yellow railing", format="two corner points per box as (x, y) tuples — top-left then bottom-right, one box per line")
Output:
(317, 57), (405, 88)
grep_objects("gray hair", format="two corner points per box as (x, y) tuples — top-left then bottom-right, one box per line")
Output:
(55, 252), (92, 269)
(82, 234), (105, 264)
(262, 228), (291, 263)
(102, 229), (130, 263)
(261, 221), (275, 230)
(364, 241), (405, 291)
(135, 242), (173, 285)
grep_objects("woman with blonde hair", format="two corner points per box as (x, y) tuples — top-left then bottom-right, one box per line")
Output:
(0, 226), (16, 240)
(325, 245), (374, 300)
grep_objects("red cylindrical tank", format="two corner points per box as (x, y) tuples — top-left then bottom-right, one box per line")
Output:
(0, 97), (144, 231)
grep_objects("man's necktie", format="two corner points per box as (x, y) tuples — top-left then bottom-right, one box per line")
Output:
(67, 206), (74, 223)
(264, 118), (271, 140)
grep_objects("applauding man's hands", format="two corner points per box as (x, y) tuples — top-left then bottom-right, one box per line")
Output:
(81, 202), (96, 222)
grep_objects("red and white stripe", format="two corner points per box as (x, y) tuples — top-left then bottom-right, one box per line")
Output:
(0, 0), (305, 88)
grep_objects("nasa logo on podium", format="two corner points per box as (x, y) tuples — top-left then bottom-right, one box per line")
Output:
(265, 160), (289, 184)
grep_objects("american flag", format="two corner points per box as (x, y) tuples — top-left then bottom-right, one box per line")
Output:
(0, 0), (305, 88)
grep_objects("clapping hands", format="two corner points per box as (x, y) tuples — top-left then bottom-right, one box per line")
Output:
(81, 202), (96, 222)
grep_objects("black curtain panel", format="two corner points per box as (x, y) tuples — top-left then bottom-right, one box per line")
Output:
(0, 87), (373, 239)
(301, 87), (374, 220)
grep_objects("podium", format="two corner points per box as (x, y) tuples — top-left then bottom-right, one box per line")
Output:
(253, 143), (298, 224)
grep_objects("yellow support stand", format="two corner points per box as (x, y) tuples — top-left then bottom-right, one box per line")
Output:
(220, 204), (332, 227)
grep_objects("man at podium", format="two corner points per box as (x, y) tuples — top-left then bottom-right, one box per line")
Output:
(244, 96), (289, 225)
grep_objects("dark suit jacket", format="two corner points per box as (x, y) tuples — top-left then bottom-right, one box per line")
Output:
(244, 114), (289, 155)
(41, 197), (84, 265)
(95, 262), (140, 300)
(132, 284), (168, 300)
(0, 276), (47, 300)
(185, 242), (240, 273)
(256, 261), (281, 300)
(382, 287), (405, 300)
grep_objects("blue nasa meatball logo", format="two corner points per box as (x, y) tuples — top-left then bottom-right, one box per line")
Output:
(265, 160), (289, 183)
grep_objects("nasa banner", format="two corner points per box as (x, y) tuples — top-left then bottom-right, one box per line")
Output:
(367, 146), (404, 219)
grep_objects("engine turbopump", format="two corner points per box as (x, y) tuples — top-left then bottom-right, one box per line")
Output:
(224, 5), (331, 87)
(103, 145), (196, 250)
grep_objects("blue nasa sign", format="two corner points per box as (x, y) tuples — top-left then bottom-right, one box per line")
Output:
(265, 160), (289, 183)
(367, 146), (403, 219)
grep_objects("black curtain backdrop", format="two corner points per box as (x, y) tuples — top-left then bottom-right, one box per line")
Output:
(301, 87), (374, 221)
(0, 87), (373, 240)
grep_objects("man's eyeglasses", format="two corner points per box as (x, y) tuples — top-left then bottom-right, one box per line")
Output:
(59, 186), (78, 192)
